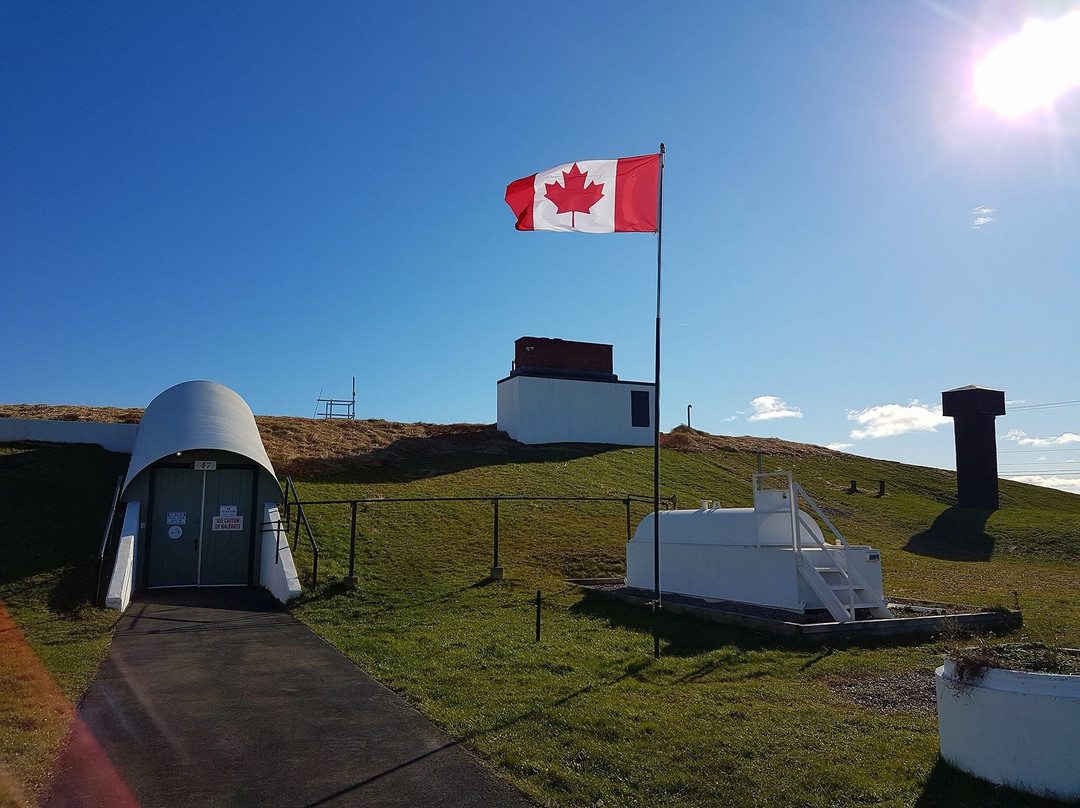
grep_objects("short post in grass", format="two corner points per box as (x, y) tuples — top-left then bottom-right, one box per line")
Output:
(535, 590), (541, 642)
(878, 480), (886, 497)
(490, 498), (503, 580)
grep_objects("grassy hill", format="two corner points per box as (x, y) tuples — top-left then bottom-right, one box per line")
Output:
(276, 423), (1078, 808)
(2, 412), (1078, 807)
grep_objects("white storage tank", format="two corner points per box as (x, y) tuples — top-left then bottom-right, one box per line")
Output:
(626, 473), (891, 622)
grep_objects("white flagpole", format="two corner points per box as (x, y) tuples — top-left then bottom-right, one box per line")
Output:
(652, 143), (665, 660)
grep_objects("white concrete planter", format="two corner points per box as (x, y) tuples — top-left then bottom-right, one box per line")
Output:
(936, 658), (1080, 801)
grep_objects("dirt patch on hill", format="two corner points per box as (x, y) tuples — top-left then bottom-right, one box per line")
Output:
(663, 425), (837, 459)
(826, 669), (938, 713)
(255, 418), (513, 478)
(0, 406), (838, 477)
(0, 404), (144, 423)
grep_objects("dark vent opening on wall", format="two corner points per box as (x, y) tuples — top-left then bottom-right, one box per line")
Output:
(631, 390), (650, 428)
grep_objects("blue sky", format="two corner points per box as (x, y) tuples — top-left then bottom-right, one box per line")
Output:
(3, 1), (1078, 492)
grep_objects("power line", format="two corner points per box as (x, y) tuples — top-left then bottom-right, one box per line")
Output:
(999, 460), (1080, 466)
(999, 447), (1080, 454)
(1001, 470), (1080, 477)
(1009, 400), (1080, 411)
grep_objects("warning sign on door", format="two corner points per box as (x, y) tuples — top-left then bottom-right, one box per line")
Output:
(212, 516), (244, 531)
(167, 512), (186, 525)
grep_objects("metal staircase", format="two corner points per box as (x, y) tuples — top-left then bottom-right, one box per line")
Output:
(755, 472), (893, 623)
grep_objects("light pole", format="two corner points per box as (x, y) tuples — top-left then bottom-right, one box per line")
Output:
(687, 403), (692, 429)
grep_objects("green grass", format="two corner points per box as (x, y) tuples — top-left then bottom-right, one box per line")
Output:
(4, 437), (1080, 807)
(286, 443), (1080, 808)
(0, 443), (129, 807)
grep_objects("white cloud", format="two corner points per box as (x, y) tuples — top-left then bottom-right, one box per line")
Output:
(1002, 429), (1080, 447)
(847, 400), (950, 440)
(748, 395), (802, 422)
(723, 410), (744, 423)
(972, 205), (995, 229)
(1006, 475), (1080, 495)
(826, 442), (853, 451)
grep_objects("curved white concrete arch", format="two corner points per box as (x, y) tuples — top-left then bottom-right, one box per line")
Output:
(123, 380), (277, 495)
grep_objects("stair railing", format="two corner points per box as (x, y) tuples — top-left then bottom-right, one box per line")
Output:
(791, 482), (856, 619)
(95, 474), (125, 607)
(282, 476), (319, 586)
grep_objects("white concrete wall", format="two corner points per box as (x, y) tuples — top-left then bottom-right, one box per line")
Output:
(105, 502), (140, 612)
(626, 507), (884, 612)
(627, 536), (803, 610)
(260, 504), (302, 603)
(937, 659), (1080, 801)
(0, 418), (138, 453)
(497, 375), (654, 446)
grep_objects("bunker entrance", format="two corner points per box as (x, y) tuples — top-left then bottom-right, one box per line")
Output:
(147, 463), (258, 588)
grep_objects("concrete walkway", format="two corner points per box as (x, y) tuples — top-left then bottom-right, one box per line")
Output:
(46, 588), (536, 808)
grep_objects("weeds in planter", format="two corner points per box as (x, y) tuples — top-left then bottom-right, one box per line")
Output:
(948, 641), (1080, 691)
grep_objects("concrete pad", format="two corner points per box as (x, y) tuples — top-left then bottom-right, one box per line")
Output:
(47, 588), (535, 808)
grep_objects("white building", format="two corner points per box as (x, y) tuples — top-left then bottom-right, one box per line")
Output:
(496, 336), (654, 446)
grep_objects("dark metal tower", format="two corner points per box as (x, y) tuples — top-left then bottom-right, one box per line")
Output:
(941, 385), (1006, 510)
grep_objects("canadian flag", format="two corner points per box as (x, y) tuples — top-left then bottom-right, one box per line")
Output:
(505, 154), (660, 233)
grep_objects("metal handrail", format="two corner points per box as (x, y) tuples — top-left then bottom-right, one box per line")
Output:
(286, 491), (671, 583)
(288, 493), (665, 507)
(259, 517), (289, 565)
(792, 481), (855, 619)
(282, 476), (319, 586)
(95, 474), (125, 606)
(792, 481), (850, 549)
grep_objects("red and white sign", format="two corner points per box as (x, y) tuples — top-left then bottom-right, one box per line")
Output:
(505, 154), (660, 233)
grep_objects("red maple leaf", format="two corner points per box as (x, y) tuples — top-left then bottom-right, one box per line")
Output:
(544, 163), (605, 228)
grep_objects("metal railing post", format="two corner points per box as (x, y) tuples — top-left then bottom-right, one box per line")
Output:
(490, 498), (503, 579)
(348, 501), (358, 581)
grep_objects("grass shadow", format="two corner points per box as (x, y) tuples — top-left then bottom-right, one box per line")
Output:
(131, 586), (285, 613)
(568, 590), (786, 656)
(905, 507), (996, 561)
(571, 589), (948, 656)
(914, 756), (1076, 807)
(0, 443), (128, 599)
(281, 429), (619, 484)
(292, 579), (486, 619)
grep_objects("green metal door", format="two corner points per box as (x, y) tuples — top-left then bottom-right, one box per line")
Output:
(199, 468), (254, 586)
(147, 468), (202, 587)
(147, 465), (256, 588)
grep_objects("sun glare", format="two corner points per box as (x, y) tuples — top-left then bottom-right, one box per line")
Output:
(974, 11), (1080, 118)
